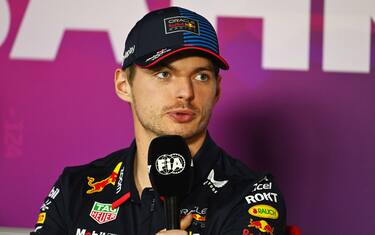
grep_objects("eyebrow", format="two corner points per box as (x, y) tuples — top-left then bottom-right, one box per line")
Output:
(148, 63), (215, 74)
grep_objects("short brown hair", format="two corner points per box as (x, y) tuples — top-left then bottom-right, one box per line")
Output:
(122, 64), (136, 85)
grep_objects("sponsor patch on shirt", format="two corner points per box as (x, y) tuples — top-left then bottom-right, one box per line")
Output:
(37, 212), (46, 224)
(192, 213), (206, 222)
(39, 186), (60, 212)
(76, 228), (118, 235)
(248, 204), (279, 219)
(48, 186), (60, 199)
(90, 202), (119, 224)
(203, 169), (228, 194)
(116, 167), (124, 194)
(86, 162), (123, 194)
(244, 219), (274, 235)
(181, 206), (207, 229)
(245, 192), (278, 204)
(252, 182), (272, 192)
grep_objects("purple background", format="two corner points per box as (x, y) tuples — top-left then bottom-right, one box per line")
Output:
(1, 1), (374, 234)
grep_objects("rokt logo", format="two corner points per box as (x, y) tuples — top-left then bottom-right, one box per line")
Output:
(245, 192), (278, 204)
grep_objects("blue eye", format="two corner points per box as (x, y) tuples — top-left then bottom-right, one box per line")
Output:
(155, 71), (169, 79)
(195, 73), (209, 81)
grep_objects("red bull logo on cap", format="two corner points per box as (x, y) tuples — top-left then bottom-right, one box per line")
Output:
(248, 219), (274, 235)
(86, 162), (123, 194)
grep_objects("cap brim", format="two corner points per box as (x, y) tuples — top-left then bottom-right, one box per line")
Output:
(135, 46), (229, 70)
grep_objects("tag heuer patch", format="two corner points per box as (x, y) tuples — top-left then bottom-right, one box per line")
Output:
(90, 201), (119, 224)
(164, 16), (199, 35)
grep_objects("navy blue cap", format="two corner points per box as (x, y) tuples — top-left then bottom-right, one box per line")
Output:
(122, 7), (229, 70)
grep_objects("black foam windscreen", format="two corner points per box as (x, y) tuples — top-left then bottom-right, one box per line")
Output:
(148, 135), (193, 197)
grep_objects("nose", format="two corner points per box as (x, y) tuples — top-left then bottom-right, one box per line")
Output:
(175, 77), (194, 101)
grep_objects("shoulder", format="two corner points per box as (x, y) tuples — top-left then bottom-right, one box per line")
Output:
(209, 150), (287, 234)
(61, 148), (128, 181)
(57, 147), (131, 205)
(31, 147), (131, 233)
(235, 175), (286, 235)
(214, 148), (261, 181)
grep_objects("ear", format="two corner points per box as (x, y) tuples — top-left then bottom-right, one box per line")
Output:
(114, 68), (132, 103)
(214, 75), (222, 103)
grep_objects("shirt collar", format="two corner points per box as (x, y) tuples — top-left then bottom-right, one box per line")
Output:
(191, 133), (221, 187)
(112, 140), (139, 207)
(114, 133), (221, 204)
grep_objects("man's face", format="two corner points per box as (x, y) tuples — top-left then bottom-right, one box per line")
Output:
(119, 54), (221, 142)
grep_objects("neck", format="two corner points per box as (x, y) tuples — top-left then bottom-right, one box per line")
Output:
(133, 135), (152, 197)
(185, 131), (207, 157)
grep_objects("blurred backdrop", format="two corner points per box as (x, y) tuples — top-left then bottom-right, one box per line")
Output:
(0, 0), (374, 234)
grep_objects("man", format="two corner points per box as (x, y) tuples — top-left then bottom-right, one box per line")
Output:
(32, 6), (286, 235)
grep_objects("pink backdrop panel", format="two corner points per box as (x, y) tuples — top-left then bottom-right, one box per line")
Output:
(0, 1), (374, 234)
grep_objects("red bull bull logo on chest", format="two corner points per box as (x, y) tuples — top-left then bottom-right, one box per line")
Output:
(248, 219), (274, 235)
(86, 162), (123, 194)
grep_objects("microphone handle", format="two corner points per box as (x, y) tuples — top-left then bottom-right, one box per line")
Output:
(165, 196), (180, 230)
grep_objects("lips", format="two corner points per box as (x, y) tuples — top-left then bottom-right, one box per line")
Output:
(167, 109), (195, 123)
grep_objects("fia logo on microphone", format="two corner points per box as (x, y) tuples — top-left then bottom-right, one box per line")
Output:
(155, 153), (185, 175)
